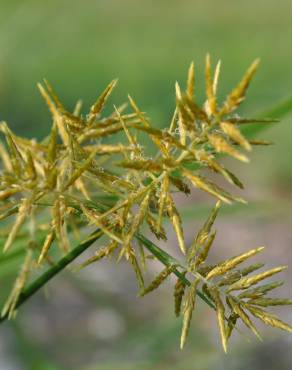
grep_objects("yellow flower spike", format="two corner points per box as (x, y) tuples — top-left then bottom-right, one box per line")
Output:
(42, 79), (66, 113)
(220, 121), (252, 151)
(183, 170), (246, 204)
(37, 83), (69, 145)
(213, 59), (221, 96)
(248, 298), (292, 307)
(81, 205), (122, 245)
(141, 265), (174, 296)
(128, 247), (145, 291)
(73, 99), (83, 117)
(220, 58), (260, 116)
(175, 81), (187, 145)
(187, 200), (221, 261)
(38, 229), (55, 265)
(207, 133), (249, 163)
(167, 195), (186, 255)
(78, 241), (119, 270)
(62, 149), (98, 191)
(128, 95), (169, 156)
(192, 231), (216, 269)
(1, 249), (32, 319)
(87, 79), (118, 125)
(227, 266), (287, 292)
(227, 296), (262, 341)
(206, 246), (264, 280)
(114, 105), (137, 148)
(186, 61), (195, 99)
(3, 198), (31, 253)
(0, 122), (24, 177)
(180, 278), (200, 349)
(205, 54), (217, 116)
(124, 191), (150, 247)
(157, 174), (169, 234)
(25, 149), (37, 180)
(246, 305), (292, 334)
(0, 141), (13, 172)
(211, 288), (228, 353)
(238, 281), (283, 300)
(174, 272), (187, 317)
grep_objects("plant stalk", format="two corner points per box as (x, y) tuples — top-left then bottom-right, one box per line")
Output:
(0, 228), (215, 324)
(135, 232), (216, 310)
(0, 229), (103, 323)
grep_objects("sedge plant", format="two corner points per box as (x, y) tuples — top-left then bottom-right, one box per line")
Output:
(0, 55), (291, 352)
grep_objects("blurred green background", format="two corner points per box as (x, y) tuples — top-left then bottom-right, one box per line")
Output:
(1, 1), (292, 369)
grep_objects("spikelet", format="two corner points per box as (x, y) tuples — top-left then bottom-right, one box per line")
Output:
(238, 281), (284, 299)
(186, 62), (195, 99)
(191, 232), (216, 271)
(206, 246), (264, 280)
(220, 121), (252, 151)
(195, 149), (244, 189)
(174, 273), (186, 317)
(241, 263), (265, 276)
(43, 79), (65, 112)
(81, 205), (122, 244)
(220, 59), (260, 115)
(52, 198), (70, 253)
(25, 149), (37, 180)
(226, 313), (238, 340)
(213, 60), (221, 96)
(180, 278), (200, 349)
(88, 79), (118, 124)
(217, 270), (241, 287)
(183, 170), (245, 204)
(207, 133), (249, 163)
(118, 159), (162, 172)
(4, 198), (31, 252)
(78, 241), (119, 269)
(205, 54), (217, 115)
(37, 83), (69, 145)
(146, 213), (167, 240)
(1, 122), (24, 176)
(166, 195), (186, 254)
(62, 149), (98, 191)
(1, 249), (32, 319)
(227, 296), (262, 340)
(124, 191), (150, 247)
(227, 266), (287, 292)
(211, 288), (227, 353)
(246, 305), (292, 333)
(38, 229), (55, 264)
(128, 95), (169, 156)
(157, 174), (169, 233)
(114, 105), (137, 147)
(128, 247), (145, 291)
(187, 201), (220, 263)
(141, 265), (174, 296)
(175, 82), (187, 145)
(248, 298), (292, 307)
(0, 141), (13, 172)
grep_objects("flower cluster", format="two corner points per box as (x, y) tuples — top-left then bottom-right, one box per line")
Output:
(0, 55), (290, 351)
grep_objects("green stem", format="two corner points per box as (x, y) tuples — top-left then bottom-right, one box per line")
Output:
(135, 232), (216, 310)
(0, 228), (215, 325)
(0, 228), (102, 323)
